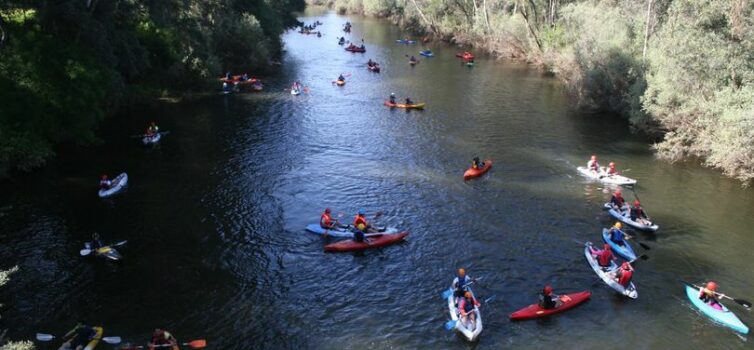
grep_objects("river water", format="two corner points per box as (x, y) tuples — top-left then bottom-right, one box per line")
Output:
(1, 8), (753, 349)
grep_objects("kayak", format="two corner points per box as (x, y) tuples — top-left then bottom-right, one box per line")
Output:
(335, 80), (345, 86)
(305, 224), (399, 238)
(142, 132), (161, 145)
(509, 291), (591, 320)
(419, 50), (434, 57)
(383, 101), (425, 110)
(84, 242), (122, 261)
(98, 173), (128, 198)
(323, 232), (408, 252)
(61, 326), (103, 350)
(447, 286), (483, 341)
(456, 52), (475, 60)
(345, 46), (366, 53)
(584, 242), (638, 299)
(463, 160), (492, 180)
(465, 61), (475, 67)
(291, 89), (302, 95)
(396, 39), (416, 44)
(685, 285), (749, 334)
(409, 60), (419, 65)
(367, 65), (381, 73)
(601, 228), (637, 261)
(603, 203), (659, 232)
(577, 166), (637, 185)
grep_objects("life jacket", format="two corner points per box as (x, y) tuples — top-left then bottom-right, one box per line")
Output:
(610, 229), (624, 244)
(618, 268), (633, 287)
(539, 293), (557, 309)
(459, 297), (476, 313)
(353, 215), (368, 230)
(611, 195), (625, 207)
(455, 276), (469, 291)
(588, 160), (599, 171)
(597, 249), (612, 267)
(631, 206), (644, 218)
(320, 213), (333, 228)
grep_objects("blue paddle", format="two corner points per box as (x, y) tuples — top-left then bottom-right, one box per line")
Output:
(441, 278), (481, 299)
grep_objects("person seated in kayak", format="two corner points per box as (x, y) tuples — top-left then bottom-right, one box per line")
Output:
(539, 285), (559, 310)
(360, 44), (365, 50)
(367, 59), (375, 67)
(458, 291), (480, 326)
(91, 232), (105, 250)
(150, 328), (178, 348)
(59, 324), (97, 350)
(339, 37), (345, 44)
(587, 155), (600, 172)
(608, 222), (627, 246)
(630, 200), (649, 223)
(405, 97), (414, 105)
(589, 244), (616, 269)
(389, 93), (396, 104)
(606, 162), (618, 175)
(99, 175), (112, 190)
(409, 55), (417, 62)
(698, 281), (723, 308)
(337, 74), (345, 82)
(353, 209), (371, 232)
(320, 208), (336, 229)
(613, 261), (634, 287)
(452, 268), (473, 299)
(609, 189), (626, 210)
(146, 121), (159, 137)
(471, 157), (485, 169)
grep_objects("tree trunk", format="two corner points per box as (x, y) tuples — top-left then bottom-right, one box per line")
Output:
(642, 0), (653, 63)
(519, 4), (542, 51)
(410, 0), (437, 34)
(482, 0), (491, 33)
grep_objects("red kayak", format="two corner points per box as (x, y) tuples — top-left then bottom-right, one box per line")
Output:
(509, 291), (591, 320)
(324, 232), (408, 252)
(345, 46), (366, 53)
(456, 52), (475, 60)
(463, 160), (492, 180)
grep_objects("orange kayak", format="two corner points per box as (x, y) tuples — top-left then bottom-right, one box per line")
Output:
(384, 101), (425, 109)
(464, 160), (492, 180)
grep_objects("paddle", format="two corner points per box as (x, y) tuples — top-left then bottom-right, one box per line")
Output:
(36, 333), (121, 344)
(622, 231), (651, 250)
(120, 339), (207, 349)
(80, 240), (128, 256)
(680, 280), (752, 308)
(441, 278), (482, 299)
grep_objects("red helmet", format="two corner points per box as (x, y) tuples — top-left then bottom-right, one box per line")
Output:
(706, 281), (718, 291)
(609, 162), (616, 167)
(614, 188), (622, 194)
(543, 285), (553, 295)
(101, 175), (108, 180)
(603, 243), (611, 251)
(634, 200), (641, 206)
(621, 262), (631, 269)
(591, 155), (597, 160)
(324, 208), (331, 213)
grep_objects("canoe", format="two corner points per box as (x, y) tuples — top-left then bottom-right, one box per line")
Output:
(601, 228), (637, 261)
(61, 326), (103, 350)
(98, 173), (128, 198)
(84, 242), (122, 261)
(463, 160), (492, 180)
(509, 291), (591, 320)
(576, 166), (637, 185)
(142, 132), (161, 145)
(305, 224), (399, 238)
(447, 286), (483, 341)
(396, 39), (416, 44)
(685, 285), (749, 334)
(603, 203), (659, 232)
(419, 50), (434, 57)
(335, 80), (345, 86)
(323, 232), (408, 252)
(345, 46), (366, 53)
(383, 101), (425, 109)
(584, 242), (638, 299)
(367, 65), (381, 73)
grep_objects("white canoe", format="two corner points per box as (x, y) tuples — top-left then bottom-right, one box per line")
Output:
(142, 132), (161, 145)
(98, 173), (128, 198)
(447, 285), (483, 341)
(603, 203), (659, 232)
(584, 242), (637, 299)
(577, 166), (637, 185)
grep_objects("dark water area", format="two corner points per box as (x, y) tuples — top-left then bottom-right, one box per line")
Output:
(1, 8), (753, 349)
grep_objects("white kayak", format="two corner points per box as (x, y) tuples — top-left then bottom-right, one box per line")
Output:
(447, 286), (483, 341)
(577, 166), (637, 185)
(291, 89), (302, 95)
(142, 132), (161, 145)
(603, 203), (659, 232)
(584, 242), (638, 299)
(98, 173), (128, 198)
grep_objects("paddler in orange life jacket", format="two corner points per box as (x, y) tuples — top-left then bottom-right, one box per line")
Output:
(539, 285), (559, 310)
(609, 188), (626, 210)
(590, 243), (616, 269)
(352, 209), (371, 243)
(150, 329), (178, 348)
(614, 261), (634, 287)
(320, 208), (336, 229)
(698, 281), (723, 309)
(587, 155), (600, 172)
(99, 175), (112, 190)
(458, 291), (480, 326)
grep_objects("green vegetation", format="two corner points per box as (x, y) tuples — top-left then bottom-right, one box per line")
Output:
(319, 0), (754, 183)
(0, 267), (33, 350)
(0, 0), (305, 176)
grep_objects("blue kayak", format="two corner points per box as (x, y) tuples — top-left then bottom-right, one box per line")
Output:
(685, 285), (749, 334)
(419, 50), (433, 57)
(305, 224), (398, 238)
(602, 228), (637, 261)
(396, 39), (416, 44)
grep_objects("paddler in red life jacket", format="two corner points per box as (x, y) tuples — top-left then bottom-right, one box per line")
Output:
(353, 209), (369, 232)
(614, 261), (634, 287)
(150, 329), (178, 348)
(539, 285), (559, 310)
(458, 291), (480, 327)
(698, 281), (723, 309)
(99, 175), (112, 190)
(609, 188), (626, 210)
(630, 200), (649, 223)
(452, 268), (473, 299)
(320, 208), (336, 229)
(606, 162), (618, 175)
(587, 155), (600, 172)
(589, 243), (615, 269)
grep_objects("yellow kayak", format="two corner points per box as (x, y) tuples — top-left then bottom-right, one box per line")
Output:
(384, 101), (425, 110)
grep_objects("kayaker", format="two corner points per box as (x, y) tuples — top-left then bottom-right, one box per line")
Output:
(409, 55), (417, 63)
(606, 162), (618, 175)
(91, 232), (104, 250)
(320, 208), (336, 229)
(99, 175), (112, 190)
(150, 328), (178, 348)
(405, 97), (414, 105)
(146, 121), (159, 136)
(613, 261), (634, 287)
(590, 243), (615, 268)
(360, 44), (365, 50)
(587, 155), (600, 172)
(458, 291), (480, 326)
(337, 74), (345, 82)
(630, 200), (649, 224)
(698, 281), (723, 308)
(538, 285), (559, 310)
(353, 209), (370, 232)
(225, 71), (231, 80)
(222, 82), (230, 92)
(452, 268), (473, 299)
(471, 157), (485, 169)
(609, 189), (626, 210)
(59, 324), (97, 350)
(389, 93), (396, 104)
(367, 59), (375, 67)
(608, 222), (627, 246)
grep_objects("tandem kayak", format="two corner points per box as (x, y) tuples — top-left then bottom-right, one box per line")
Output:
(447, 286), (483, 341)
(384, 101), (425, 109)
(419, 50), (434, 57)
(98, 173), (128, 198)
(396, 39), (416, 44)
(584, 242), (638, 299)
(685, 285), (749, 334)
(142, 132), (161, 145)
(577, 166), (637, 185)
(463, 160), (492, 180)
(603, 203), (659, 232)
(509, 291), (591, 320)
(323, 232), (408, 252)
(601, 228), (637, 261)
(305, 224), (399, 238)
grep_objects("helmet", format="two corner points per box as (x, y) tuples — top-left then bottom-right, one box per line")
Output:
(609, 162), (616, 167)
(543, 285), (553, 295)
(614, 189), (622, 195)
(357, 223), (366, 231)
(634, 200), (640, 206)
(591, 155), (597, 160)
(603, 243), (611, 251)
(101, 175), (108, 180)
(621, 262), (631, 269)
(390, 92), (395, 96)
(458, 268), (466, 277)
(706, 281), (718, 291)
(358, 209), (365, 216)
(464, 291), (472, 299)
(324, 208), (331, 213)
(614, 222), (623, 229)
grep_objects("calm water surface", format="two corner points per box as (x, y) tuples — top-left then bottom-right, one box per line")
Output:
(1, 8), (753, 350)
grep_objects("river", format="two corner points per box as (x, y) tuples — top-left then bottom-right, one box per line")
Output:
(1, 8), (752, 349)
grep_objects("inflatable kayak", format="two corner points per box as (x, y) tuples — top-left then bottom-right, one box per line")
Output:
(577, 166), (637, 185)
(383, 101), (425, 109)
(323, 232), (408, 252)
(142, 132), (161, 145)
(685, 285), (749, 334)
(396, 39), (416, 44)
(463, 160), (492, 180)
(603, 203), (659, 232)
(98, 173), (128, 198)
(601, 228), (637, 261)
(345, 46), (366, 53)
(305, 224), (399, 238)
(447, 286), (483, 341)
(419, 50), (434, 57)
(584, 242), (638, 299)
(61, 326), (103, 350)
(367, 65), (381, 73)
(510, 291), (591, 320)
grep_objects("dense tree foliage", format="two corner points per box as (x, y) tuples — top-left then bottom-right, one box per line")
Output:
(0, 0), (304, 175)
(317, 0), (754, 183)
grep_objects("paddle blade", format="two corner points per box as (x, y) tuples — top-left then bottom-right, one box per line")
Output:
(80, 249), (92, 256)
(111, 240), (128, 247)
(734, 299), (752, 308)
(638, 242), (651, 250)
(102, 336), (122, 344)
(444, 320), (457, 330)
(441, 288), (453, 299)
(187, 339), (207, 348)
(36, 333), (54, 341)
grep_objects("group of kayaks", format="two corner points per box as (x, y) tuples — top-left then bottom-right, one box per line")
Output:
(36, 325), (206, 350)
